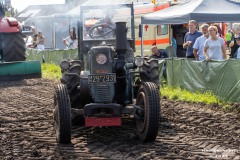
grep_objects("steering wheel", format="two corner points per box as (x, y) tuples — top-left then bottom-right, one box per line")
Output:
(88, 23), (115, 39)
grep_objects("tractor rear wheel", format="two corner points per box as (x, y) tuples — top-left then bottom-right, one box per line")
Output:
(140, 57), (159, 85)
(0, 32), (26, 62)
(53, 84), (71, 144)
(135, 82), (160, 142)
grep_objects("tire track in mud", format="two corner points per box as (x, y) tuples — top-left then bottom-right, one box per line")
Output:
(0, 79), (239, 159)
(159, 99), (240, 160)
(0, 79), (55, 159)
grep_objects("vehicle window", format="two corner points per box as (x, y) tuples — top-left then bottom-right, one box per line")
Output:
(82, 6), (133, 40)
(157, 25), (168, 35)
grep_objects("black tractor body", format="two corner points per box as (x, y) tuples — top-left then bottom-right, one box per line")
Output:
(53, 4), (160, 144)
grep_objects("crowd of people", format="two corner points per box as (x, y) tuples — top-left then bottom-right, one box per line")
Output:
(151, 20), (240, 62)
(28, 27), (78, 50)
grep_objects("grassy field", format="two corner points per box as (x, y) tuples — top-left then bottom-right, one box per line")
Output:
(42, 63), (237, 112)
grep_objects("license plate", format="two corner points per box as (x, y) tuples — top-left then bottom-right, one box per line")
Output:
(85, 117), (122, 127)
(88, 73), (116, 83)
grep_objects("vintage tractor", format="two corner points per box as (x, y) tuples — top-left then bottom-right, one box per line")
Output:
(53, 4), (160, 144)
(0, 1), (41, 81)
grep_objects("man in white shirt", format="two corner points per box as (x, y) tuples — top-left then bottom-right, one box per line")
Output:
(193, 24), (209, 61)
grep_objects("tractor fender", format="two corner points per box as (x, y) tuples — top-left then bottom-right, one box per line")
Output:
(0, 17), (20, 33)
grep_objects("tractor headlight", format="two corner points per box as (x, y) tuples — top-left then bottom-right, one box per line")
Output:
(134, 57), (144, 67)
(96, 53), (107, 64)
(60, 60), (70, 70)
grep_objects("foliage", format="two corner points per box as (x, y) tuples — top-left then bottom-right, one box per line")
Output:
(5, 8), (18, 17)
(1, 0), (18, 17)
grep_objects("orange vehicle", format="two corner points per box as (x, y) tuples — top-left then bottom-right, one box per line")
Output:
(133, 2), (170, 55)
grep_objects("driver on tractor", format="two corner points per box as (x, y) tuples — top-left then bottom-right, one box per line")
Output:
(87, 9), (116, 39)
(100, 10), (116, 28)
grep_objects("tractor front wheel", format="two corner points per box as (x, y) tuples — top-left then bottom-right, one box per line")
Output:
(135, 82), (160, 142)
(53, 84), (71, 144)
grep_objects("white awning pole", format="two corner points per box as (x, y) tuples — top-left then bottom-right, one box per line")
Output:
(141, 24), (144, 57)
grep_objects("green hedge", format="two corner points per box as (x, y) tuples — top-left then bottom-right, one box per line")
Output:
(26, 48), (78, 65)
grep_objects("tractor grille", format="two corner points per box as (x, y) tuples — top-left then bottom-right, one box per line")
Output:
(91, 84), (114, 103)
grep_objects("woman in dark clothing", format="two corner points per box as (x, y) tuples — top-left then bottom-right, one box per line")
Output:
(230, 35), (240, 58)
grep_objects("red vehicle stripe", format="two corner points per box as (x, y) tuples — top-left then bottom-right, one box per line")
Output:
(135, 38), (170, 45)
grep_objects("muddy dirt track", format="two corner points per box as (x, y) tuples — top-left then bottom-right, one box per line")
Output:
(0, 79), (239, 160)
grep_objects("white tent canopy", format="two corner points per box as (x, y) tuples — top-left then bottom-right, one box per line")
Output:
(141, 0), (240, 24)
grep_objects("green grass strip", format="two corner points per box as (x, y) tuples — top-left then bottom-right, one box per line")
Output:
(161, 86), (219, 105)
(41, 63), (61, 80)
(160, 86), (239, 112)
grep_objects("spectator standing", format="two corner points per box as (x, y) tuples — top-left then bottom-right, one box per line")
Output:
(225, 29), (232, 50)
(183, 20), (202, 58)
(193, 24), (209, 61)
(230, 31), (240, 58)
(36, 31), (46, 50)
(203, 26), (227, 61)
(236, 35), (240, 59)
(31, 26), (38, 48)
(63, 30), (78, 49)
(35, 31), (46, 63)
(170, 36), (177, 55)
(213, 23), (223, 37)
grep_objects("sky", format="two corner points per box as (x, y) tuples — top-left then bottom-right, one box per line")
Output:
(11, 0), (65, 12)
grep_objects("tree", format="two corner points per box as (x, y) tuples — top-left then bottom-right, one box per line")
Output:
(0, 0), (18, 17)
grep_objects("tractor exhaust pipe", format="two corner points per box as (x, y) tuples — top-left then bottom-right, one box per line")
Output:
(115, 22), (127, 55)
(115, 22), (127, 105)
